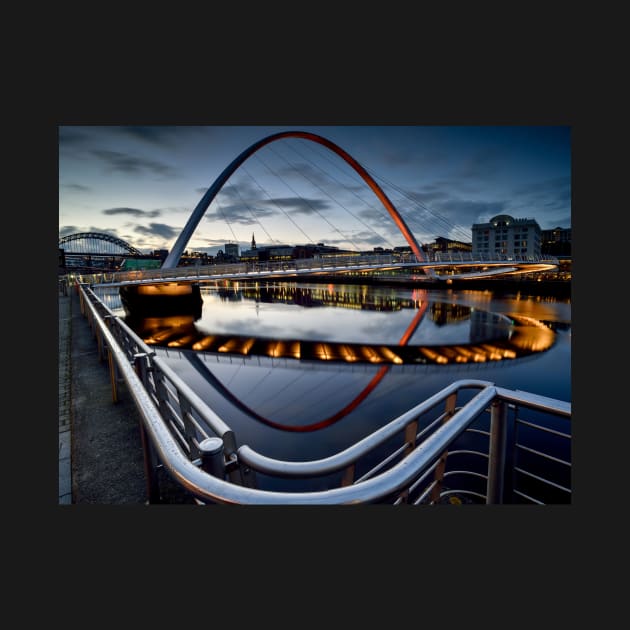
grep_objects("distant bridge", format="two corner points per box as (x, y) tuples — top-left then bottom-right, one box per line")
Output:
(59, 232), (143, 257)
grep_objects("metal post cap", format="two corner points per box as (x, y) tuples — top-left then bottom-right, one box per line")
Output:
(198, 437), (224, 454)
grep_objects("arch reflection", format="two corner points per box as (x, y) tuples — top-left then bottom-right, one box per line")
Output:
(123, 285), (558, 432)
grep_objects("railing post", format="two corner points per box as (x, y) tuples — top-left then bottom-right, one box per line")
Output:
(430, 392), (457, 503)
(487, 399), (508, 504)
(107, 347), (119, 403)
(340, 463), (355, 487)
(199, 437), (225, 479)
(133, 353), (161, 504)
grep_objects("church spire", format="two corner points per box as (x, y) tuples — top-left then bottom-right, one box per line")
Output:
(251, 232), (257, 250)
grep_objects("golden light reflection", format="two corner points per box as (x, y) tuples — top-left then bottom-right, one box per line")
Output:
(339, 345), (358, 362)
(313, 343), (332, 360)
(359, 346), (383, 363)
(509, 326), (555, 352)
(379, 347), (403, 365)
(218, 338), (255, 354)
(192, 336), (216, 351)
(419, 348), (448, 364)
(440, 347), (469, 363)
(168, 334), (198, 348)
(145, 328), (190, 345)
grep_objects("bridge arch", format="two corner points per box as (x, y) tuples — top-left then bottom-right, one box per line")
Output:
(59, 232), (143, 256)
(162, 131), (425, 269)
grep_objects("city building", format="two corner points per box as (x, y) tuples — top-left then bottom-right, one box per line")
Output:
(240, 234), (349, 262)
(541, 226), (571, 256)
(424, 237), (472, 254)
(224, 242), (240, 260)
(471, 214), (541, 258)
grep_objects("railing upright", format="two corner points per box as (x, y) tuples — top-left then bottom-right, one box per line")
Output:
(430, 391), (458, 503)
(487, 399), (509, 504)
(133, 352), (161, 503)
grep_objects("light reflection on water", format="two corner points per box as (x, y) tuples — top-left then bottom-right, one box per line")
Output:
(96, 281), (571, 461)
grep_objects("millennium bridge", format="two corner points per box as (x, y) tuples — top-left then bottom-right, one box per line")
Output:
(59, 130), (570, 505)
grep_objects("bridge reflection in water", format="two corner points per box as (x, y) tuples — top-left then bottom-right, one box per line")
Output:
(121, 284), (556, 365)
(98, 282), (563, 438)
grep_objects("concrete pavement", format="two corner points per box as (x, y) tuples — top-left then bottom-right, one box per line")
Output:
(58, 283), (194, 505)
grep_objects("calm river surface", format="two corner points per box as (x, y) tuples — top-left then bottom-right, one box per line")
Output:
(96, 280), (571, 477)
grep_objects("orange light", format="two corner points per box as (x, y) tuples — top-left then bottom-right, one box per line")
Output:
(192, 336), (216, 351)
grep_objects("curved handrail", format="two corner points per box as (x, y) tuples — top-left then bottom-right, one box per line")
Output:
(78, 283), (571, 504)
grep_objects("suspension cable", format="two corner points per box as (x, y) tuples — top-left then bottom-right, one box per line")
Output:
(214, 196), (240, 244)
(231, 177), (278, 244)
(240, 162), (318, 246)
(278, 139), (399, 250)
(253, 147), (363, 252)
(368, 168), (473, 243)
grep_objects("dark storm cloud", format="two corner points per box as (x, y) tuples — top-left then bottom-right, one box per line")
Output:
(133, 223), (179, 239)
(91, 150), (177, 177)
(61, 183), (91, 192)
(102, 207), (161, 218)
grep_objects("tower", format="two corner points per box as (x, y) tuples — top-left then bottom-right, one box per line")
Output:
(251, 233), (257, 250)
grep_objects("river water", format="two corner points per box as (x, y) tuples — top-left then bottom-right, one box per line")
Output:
(95, 280), (572, 501)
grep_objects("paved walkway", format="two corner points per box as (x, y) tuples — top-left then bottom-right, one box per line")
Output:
(58, 283), (72, 504)
(58, 282), (194, 505)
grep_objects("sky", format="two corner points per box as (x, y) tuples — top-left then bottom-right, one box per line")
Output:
(58, 125), (571, 256)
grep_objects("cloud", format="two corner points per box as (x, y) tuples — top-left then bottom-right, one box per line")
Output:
(418, 200), (506, 237)
(508, 176), (571, 227)
(90, 149), (177, 177)
(58, 225), (82, 239)
(451, 148), (503, 179)
(61, 183), (91, 192)
(58, 128), (89, 146)
(273, 162), (340, 188)
(58, 225), (125, 242)
(102, 207), (162, 218)
(204, 203), (276, 226)
(265, 196), (330, 215)
(133, 223), (179, 239)
(116, 125), (217, 147)
(115, 126), (181, 146)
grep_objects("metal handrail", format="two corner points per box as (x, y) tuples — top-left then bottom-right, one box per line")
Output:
(75, 281), (571, 504)
(236, 380), (493, 478)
